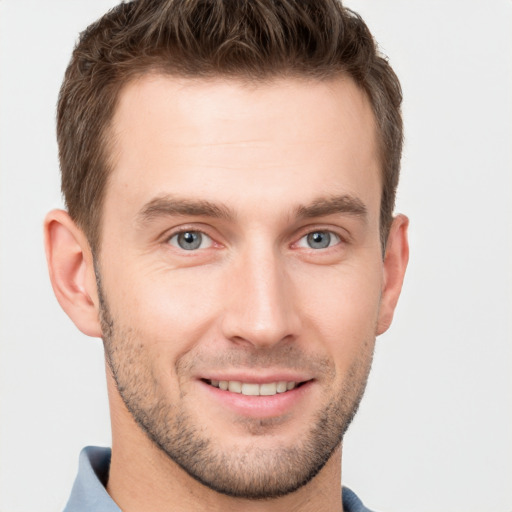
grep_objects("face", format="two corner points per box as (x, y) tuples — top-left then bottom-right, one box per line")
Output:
(98, 75), (386, 498)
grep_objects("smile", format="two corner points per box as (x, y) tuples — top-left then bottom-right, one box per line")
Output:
(205, 379), (300, 396)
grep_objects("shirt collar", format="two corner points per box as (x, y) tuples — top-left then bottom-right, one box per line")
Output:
(64, 445), (374, 512)
(64, 446), (120, 512)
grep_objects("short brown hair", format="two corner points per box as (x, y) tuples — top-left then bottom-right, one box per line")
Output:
(57, 0), (403, 252)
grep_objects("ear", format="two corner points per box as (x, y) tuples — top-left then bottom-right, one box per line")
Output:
(376, 214), (409, 335)
(44, 209), (102, 338)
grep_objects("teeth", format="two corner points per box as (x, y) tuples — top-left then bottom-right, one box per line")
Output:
(276, 381), (287, 393)
(210, 380), (298, 396)
(228, 381), (242, 393)
(241, 383), (259, 396)
(259, 383), (277, 396)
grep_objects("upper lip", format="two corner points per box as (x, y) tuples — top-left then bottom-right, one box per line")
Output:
(198, 372), (314, 384)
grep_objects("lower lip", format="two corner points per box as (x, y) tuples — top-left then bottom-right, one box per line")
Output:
(198, 380), (314, 419)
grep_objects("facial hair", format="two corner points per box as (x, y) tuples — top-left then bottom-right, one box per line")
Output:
(97, 270), (375, 500)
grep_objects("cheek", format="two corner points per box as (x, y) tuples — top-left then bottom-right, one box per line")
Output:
(295, 260), (382, 361)
(101, 247), (383, 368)
(104, 262), (226, 353)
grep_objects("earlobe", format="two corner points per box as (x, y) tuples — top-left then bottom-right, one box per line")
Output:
(376, 214), (409, 335)
(44, 209), (103, 338)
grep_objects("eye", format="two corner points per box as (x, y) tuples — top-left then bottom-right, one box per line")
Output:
(297, 230), (341, 250)
(168, 231), (213, 251)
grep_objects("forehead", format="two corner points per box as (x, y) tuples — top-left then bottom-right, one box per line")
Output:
(106, 74), (380, 219)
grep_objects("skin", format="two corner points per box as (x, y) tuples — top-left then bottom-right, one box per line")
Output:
(45, 75), (409, 512)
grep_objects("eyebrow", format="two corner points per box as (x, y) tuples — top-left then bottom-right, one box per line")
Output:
(137, 193), (367, 226)
(137, 195), (235, 224)
(295, 195), (368, 221)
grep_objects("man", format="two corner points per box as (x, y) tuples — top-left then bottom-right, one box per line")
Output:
(44, 0), (409, 511)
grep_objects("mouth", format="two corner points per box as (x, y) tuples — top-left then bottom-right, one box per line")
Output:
(202, 379), (308, 396)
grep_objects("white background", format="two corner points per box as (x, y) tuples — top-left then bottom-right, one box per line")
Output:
(1, 1), (511, 511)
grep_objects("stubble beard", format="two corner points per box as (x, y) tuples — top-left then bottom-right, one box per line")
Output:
(97, 275), (375, 500)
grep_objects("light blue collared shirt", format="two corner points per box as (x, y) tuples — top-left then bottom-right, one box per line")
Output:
(64, 446), (376, 512)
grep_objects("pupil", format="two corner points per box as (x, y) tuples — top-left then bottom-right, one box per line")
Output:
(179, 231), (201, 250)
(307, 231), (330, 249)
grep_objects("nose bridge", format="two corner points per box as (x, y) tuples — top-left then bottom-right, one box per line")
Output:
(222, 239), (299, 347)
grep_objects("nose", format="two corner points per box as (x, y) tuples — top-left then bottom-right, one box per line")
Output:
(220, 246), (301, 349)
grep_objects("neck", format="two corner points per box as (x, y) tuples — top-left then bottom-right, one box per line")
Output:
(107, 434), (343, 512)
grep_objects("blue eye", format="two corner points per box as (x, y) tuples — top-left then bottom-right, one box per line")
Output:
(298, 231), (341, 249)
(168, 231), (213, 251)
